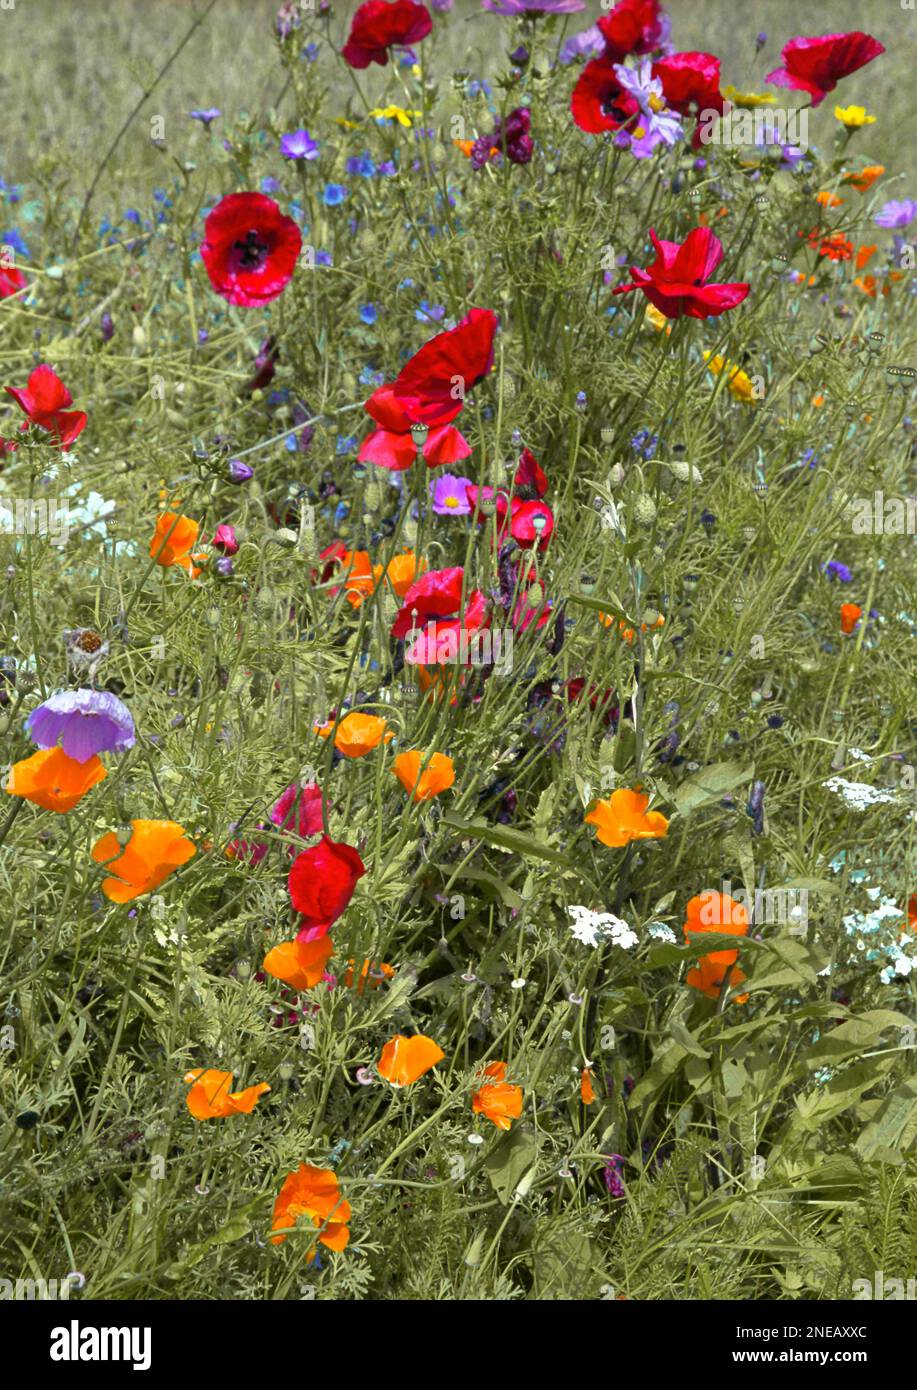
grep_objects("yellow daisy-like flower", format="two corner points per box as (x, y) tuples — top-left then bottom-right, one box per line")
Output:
(722, 84), (776, 108)
(834, 105), (875, 128)
(368, 105), (422, 128)
(335, 118), (362, 130)
(703, 351), (757, 404)
(643, 303), (671, 335)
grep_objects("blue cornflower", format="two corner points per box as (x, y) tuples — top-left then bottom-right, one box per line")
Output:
(630, 428), (658, 459)
(416, 301), (445, 323)
(346, 153), (375, 178)
(322, 184), (349, 207)
(359, 303), (378, 325)
(822, 560), (853, 583)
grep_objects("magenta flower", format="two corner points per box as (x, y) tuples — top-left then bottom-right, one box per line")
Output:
(875, 199), (917, 229)
(431, 473), (474, 515)
(26, 689), (135, 763)
(212, 523), (239, 555)
(482, 0), (585, 13)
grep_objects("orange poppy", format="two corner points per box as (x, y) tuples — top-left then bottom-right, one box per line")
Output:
(581, 1068), (597, 1105)
(391, 750), (455, 801)
(683, 892), (749, 967)
(855, 244), (877, 270)
(150, 512), (205, 576)
(472, 1060), (523, 1131)
(853, 275), (881, 297)
(91, 819), (196, 902)
(337, 549), (381, 609)
(686, 954), (749, 1004)
(585, 788), (669, 848)
(343, 958), (395, 993)
(815, 191), (844, 209)
(262, 937), (333, 991)
(599, 613), (665, 644)
(384, 550), (425, 599)
(315, 711), (391, 758)
(840, 602), (862, 635)
(183, 1069), (271, 1120)
(844, 164), (884, 191)
(271, 1163), (351, 1255)
(377, 1033), (444, 1087)
(907, 894), (917, 932)
(6, 746), (106, 813)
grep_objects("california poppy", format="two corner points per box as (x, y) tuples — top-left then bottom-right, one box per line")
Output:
(263, 937), (333, 991)
(765, 32), (884, 108)
(150, 512), (206, 576)
(288, 835), (366, 941)
(686, 954), (749, 1004)
(844, 165), (884, 192)
(316, 711), (391, 759)
(342, 0), (432, 70)
(472, 1061), (523, 1131)
(343, 958), (395, 993)
(271, 1163), (351, 1255)
(613, 227), (749, 320)
(200, 192), (301, 307)
(581, 1068), (597, 1105)
(92, 820), (197, 902)
(5, 364), (87, 447)
(683, 891), (749, 967)
(6, 747), (106, 813)
(392, 750), (455, 801)
(383, 550), (425, 598)
(378, 1033), (444, 1086)
(585, 788), (669, 847)
(183, 1069), (271, 1120)
(840, 602), (862, 634)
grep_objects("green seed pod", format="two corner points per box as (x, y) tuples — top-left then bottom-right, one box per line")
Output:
(632, 493), (657, 526)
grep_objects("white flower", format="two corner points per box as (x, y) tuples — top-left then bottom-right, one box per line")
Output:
(824, 776), (897, 809)
(646, 921), (676, 943)
(569, 905), (638, 949)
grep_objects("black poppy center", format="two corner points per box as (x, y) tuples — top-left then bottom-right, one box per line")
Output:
(232, 228), (269, 271)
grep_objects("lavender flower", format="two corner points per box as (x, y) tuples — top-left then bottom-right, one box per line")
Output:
(190, 109), (221, 129)
(27, 689), (135, 762)
(613, 61), (683, 158)
(228, 459), (254, 484)
(746, 779), (766, 836)
(280, 129), (319, 161)
(482, 0), (585, 13)
(875, 199), (917, 230)
(431, 473), (473, 515)
(559, 24), (605, 64)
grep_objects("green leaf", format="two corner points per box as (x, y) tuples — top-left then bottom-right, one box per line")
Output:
(441, 813), (594, 882)
(855, 1078), (917, 1160)
(674, 762), (755, 817)
(669, 1020), (711, 1059)
(484, 1125), (540, 1205)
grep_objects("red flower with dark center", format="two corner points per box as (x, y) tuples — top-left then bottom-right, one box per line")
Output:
(288, 835), (366, 942)
(510, 499), (554, 549)
(0, 265), (27, 300)
(342, 0), (432, 69)
(613, 226), (749, 320)
(598, 0), (666, 64)
(514, 447), (548, 499)
(391, 566), (489, 665)
(359, 308), (497, 470)
(571, 58), (640, 134)
(201, 193), (301, 307)
(5, 364), (87, 447)
(765, 31), (884, 108)
(652, 52), (724, 148)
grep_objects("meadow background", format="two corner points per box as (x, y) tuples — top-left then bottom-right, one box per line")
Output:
(1, 0), (916, 1304)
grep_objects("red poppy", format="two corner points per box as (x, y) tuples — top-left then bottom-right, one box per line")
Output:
(514, 447), (548, 499)
(288, 835), (366, 942)
(571, 58), (640, 135)
(598, 0), (667, 64)
(509, 499), (554, 550)
(342, 0), (432, 70)
(613, 226), (750, 320)
(652, 52), (725, 148)
(765, 32), (884, 108)
(391, 565), (489, 665)
(0, 264), (27, 299)
(359, 309), (497, 471)
(200, 192), (301, 307)
(5, 365), (87, 447)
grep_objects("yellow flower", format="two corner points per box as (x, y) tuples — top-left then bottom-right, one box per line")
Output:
(643, 303), (671, 335)
(834, 105), (875, 128)
(722, 85), (776, 108)
(703, 352), (757, 404)
(334, 117), (362, 130)
(368, 105), (422, 128)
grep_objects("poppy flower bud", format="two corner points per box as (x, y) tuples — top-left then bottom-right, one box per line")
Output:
(274, 528), (298, 548)
(512, 1165), (537, 1203)
(228, 458), (254, 484)
(463, 1232), (485, 1267)
(608, 463), (625, 487)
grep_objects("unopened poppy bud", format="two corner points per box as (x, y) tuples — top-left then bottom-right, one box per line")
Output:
(512, 1165), (537, 1202)
(132, 324), (146, 349)
(463, 1231), (485, 1267)
(608, 463), (625, 487)
(274, 528), (298, 548)
(632, 493), (657, 526)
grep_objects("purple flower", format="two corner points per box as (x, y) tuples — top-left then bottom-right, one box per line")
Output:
(746, 779), (766, 836)
(875, 199), (917, 230)
(613, 60), (682, 158)
(603, 1154), (626, 1199)
(430, 473), (474, 516)
(432, 0), (454, 10)
(558, 21), (605, 63)
(27, 689), (135, 762)
(100, 312), (115, 342)
(190, 108), (221, 129)
(482, 0), (585, 14)
(822, 560), (853, 583)
(228, 459), (254, 484)
(280, 129), (319, 161)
